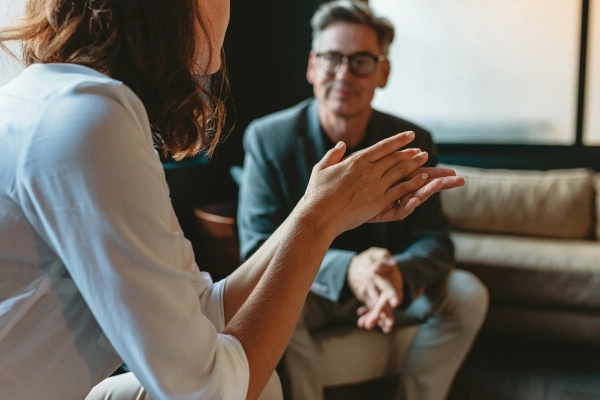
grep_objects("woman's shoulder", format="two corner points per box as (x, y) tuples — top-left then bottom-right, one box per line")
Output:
(5, 63), (147, 125)
(8, 64), (155, 172)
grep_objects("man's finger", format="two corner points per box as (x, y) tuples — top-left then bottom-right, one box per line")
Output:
(361, 294), (394, 331)
(357, 305), (370, 316)
(373, 264), (403, 307)
(372, 274), (398, 308)
(377, 310), (395, 334)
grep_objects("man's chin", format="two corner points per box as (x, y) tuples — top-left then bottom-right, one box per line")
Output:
(327, 101), (363, 119)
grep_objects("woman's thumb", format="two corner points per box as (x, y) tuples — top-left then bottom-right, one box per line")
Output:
(316, 141), (346, 171)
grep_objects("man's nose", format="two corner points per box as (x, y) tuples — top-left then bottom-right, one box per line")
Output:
(334, 58), (352, 80)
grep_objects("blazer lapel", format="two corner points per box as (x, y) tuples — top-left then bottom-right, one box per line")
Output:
(296, 99), (326, 191)
(365, 111), (390, 243)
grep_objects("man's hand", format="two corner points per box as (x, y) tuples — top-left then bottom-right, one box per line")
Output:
(348, 247), (403, 333)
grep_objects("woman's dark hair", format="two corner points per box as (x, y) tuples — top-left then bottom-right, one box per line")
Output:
(0, 0), (227, 160)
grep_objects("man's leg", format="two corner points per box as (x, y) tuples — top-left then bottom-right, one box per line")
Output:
(284, 293), (361, 400)
(395, 269), (488, 400)
(85, 371), (283, 400)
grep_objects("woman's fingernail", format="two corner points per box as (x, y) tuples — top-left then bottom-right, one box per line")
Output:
(421, 173), (428, 179)
(405, 131), (415, 139)
(336, 141), (344, 148)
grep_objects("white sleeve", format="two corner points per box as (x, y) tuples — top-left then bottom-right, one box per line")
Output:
(198, 278), (228, 333)
(17, 83), (249, 400)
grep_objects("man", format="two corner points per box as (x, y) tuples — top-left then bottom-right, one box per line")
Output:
(237, 1), (489, 399)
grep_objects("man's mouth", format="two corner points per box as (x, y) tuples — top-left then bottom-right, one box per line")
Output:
(329, 87), (355, 98)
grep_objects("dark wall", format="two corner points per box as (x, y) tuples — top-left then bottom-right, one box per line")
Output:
(212, 0), (326, 173)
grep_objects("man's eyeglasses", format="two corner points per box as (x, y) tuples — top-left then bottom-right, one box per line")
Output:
(314, 51), (387, 78)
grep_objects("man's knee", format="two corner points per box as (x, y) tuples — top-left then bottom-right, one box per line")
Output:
(85, 372), (149, 400)
(445, 270), (489, 330)
(257, 371), (284, 400)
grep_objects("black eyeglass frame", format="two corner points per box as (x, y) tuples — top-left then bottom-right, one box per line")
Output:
(314, 51), (388, 77)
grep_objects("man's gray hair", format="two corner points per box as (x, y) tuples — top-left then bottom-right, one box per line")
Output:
(311, 1), (395, 56)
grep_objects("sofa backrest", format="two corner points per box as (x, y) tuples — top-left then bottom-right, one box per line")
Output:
(440, 165), (595, 240)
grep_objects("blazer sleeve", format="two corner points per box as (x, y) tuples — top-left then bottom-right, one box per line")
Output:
(237, 121), (290, 262)
(238, 121), (356, 303)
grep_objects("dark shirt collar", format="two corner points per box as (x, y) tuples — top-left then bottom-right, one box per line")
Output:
(307, 98), (377, 156)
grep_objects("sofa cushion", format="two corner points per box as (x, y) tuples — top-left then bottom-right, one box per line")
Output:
(440, 165), (594, 239)
(451, 231), (600, 310)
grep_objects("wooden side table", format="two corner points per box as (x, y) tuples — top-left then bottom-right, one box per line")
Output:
(193, 202), (240, 281)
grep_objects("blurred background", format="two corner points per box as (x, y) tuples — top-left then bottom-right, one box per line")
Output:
(2, 1), (600, 399)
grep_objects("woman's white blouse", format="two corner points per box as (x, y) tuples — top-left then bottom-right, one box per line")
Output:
(0, 64), (249, 399)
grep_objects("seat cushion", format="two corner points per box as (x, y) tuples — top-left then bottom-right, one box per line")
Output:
(451, 232), (600, 310)
(440, 165), (594, 239)
(311, 325), (418, 387)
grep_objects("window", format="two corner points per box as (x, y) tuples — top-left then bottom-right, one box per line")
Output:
(584, 0), (600, 145)
(371, 0), (582, 145)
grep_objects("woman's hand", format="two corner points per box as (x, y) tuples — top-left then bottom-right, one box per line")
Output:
(368, 166), (465, 223)
(301, 131), (436, 237)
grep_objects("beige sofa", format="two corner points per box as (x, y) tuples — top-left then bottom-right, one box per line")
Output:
(441, 165), (600, 345)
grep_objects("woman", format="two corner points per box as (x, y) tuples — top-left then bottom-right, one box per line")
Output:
(0, 0), (464, 399)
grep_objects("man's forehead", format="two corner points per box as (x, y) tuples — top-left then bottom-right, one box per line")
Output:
(315, 22), (381, 54)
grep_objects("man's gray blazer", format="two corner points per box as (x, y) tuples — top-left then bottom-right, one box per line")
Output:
(238, 98), (455, 306)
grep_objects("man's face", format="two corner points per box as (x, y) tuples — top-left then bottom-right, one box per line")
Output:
(307, 22), (390, 119)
